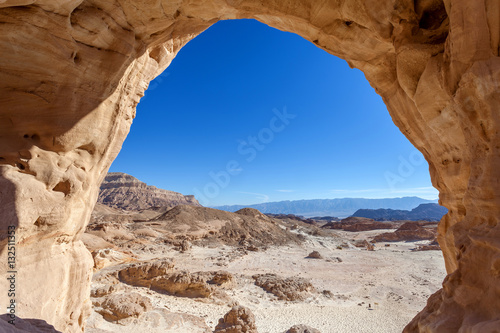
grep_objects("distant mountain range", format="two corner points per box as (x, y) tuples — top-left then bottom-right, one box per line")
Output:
(352, 203), (447, 221)
(212, 197), (438, 217)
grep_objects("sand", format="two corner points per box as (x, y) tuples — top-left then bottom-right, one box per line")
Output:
(85, 226), (446, 333)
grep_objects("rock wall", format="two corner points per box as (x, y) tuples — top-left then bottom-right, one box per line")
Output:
(0, 0), (498, 332)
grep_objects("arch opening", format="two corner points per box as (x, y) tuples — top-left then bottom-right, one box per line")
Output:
(92, 18), (446, 332)
(115, 19), (439, 207)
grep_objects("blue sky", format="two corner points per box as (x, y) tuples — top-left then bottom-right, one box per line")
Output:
(109, 19), (438, 206)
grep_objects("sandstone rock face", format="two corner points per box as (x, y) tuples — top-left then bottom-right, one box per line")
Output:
(0, 0), (499, 332)
(98, 172), (200, 211)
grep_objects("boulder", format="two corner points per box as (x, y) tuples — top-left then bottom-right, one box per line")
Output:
(253, 273), (315, 301)
(306, 251), (323, 259)
(213, 306), (257, 333)
(285, 324), (321, 333)
(94, 293), (152, 322)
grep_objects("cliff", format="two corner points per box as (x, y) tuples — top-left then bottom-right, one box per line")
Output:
(98, 173), (200, 211)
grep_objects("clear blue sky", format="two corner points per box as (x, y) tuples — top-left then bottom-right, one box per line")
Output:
(109, 19), (438, 206)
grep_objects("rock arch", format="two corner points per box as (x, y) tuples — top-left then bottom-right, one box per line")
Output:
(0, 0), (499, 331)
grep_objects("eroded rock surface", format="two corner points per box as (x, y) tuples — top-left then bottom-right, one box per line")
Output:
(0, 0), (499, 332)
(285, 324), (321, 333)
(118, 259), (176, 287)
(113, 259), (234, 299)
(213, 306), (258, 333)
(93, 292), (152, 322)
(253, 273), (315, 301)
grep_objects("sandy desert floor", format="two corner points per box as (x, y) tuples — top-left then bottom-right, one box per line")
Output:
(85, 227), (446, 333)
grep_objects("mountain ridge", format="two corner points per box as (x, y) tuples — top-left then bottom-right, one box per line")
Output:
(352, 203), (447, 221)
(213, 196), (438, 217)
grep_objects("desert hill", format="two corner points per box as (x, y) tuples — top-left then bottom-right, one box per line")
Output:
(149, 205), (301, 247)
(85, 205), (302, 256)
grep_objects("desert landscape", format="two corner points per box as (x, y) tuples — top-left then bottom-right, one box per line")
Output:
(82, 173), (446, 333)
(2, 1), (499, 332)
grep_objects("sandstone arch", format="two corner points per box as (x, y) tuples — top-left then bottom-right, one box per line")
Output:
(0, 0), (499, 331)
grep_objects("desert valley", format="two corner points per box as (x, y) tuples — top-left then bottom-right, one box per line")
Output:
(82, 173), (446, 333)
(1, 1), (499, 332)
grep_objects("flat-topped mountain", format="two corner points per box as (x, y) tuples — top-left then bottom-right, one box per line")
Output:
(98, 172), (200, 211)
(352, 203), (448, 221)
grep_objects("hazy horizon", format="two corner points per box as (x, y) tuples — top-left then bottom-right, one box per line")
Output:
(108, 171), (439, 207)
(209, 195), (438, 207)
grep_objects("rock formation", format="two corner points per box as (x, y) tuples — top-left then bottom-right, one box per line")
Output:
(213, 306), (258, 333)
(252, 273), (315, 301)
(93, 292), (152, 322)
(306, 251), (323, 259)
(285, 325), (321, 333)
(98, 172), (200, 210)
(117, 259), (176, 286)
(353, 240), (376, 251)
(0, 0), (499, 332)
(114, 259), (233, 298)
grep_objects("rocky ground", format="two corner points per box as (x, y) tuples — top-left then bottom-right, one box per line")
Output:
(83, 205), (446, 333)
